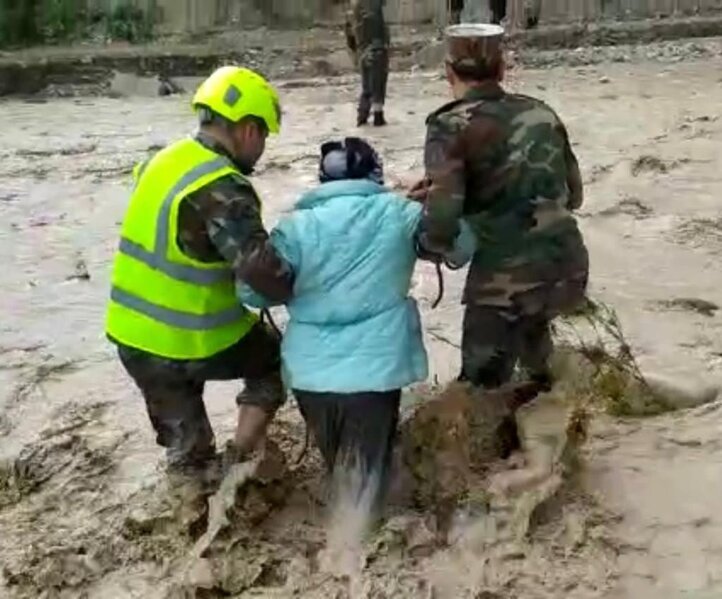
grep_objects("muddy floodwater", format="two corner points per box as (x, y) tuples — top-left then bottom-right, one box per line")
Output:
(1, 53), (722, 598)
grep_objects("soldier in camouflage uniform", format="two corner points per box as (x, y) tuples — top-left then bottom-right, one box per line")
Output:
(346, 0), (390, 127)
(416, 24), (588, 390)
(107, 68), (293, 478)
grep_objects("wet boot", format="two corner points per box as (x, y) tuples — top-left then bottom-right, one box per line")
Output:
(228, 404), (273, 465)
(373, 111), (387, 127)
(357, 111), (370, 127)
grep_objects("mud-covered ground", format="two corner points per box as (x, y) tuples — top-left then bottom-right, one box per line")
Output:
(1, 41), (722, 599)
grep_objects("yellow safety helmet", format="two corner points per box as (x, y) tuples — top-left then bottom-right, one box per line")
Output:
(192, 66), (282, 134)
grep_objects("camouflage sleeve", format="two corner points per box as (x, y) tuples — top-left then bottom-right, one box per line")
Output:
(189, 175), (294, 303)
(420, 112), (467, 252)
(565, 140), (584, 210)
(558, 121), (584, 210)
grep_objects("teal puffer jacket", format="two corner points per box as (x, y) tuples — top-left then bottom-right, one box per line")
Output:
(240, 179), (428, 393)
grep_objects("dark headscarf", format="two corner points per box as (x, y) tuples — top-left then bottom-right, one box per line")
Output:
(319, 137), (384, 185)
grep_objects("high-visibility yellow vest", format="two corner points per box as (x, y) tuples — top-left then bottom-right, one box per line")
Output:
(106, 137), (258, 360)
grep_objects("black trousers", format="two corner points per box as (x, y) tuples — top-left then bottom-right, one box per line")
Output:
(358, 47), (389, 117)
(294, 389), (400, 513)
(490, 0), (506, 23)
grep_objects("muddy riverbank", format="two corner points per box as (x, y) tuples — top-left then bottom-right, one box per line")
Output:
(3, 15), (722, 96)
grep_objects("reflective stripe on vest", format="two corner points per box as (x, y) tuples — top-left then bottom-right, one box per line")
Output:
(110, 287), (242, 330)
(119, 156), (233, 287)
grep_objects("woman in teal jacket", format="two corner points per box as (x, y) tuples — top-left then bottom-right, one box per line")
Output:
(239, 137), (473, 512)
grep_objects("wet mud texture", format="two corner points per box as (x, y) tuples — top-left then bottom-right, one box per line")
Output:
(0, 377), (609, 599)
(2, 54), (722, 598)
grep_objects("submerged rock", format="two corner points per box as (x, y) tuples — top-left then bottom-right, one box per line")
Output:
(642, 371), (720, 410)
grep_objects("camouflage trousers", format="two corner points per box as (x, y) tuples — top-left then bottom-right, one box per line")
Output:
(459, 306), (554, 388)
(358, 46), (389, 117)
(116, 323), (284, 469)
(461, 241), (589, 388)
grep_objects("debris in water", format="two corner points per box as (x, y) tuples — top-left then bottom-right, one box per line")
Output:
(0, 342), (46, 356)
(597, 197), (653, 219)
(654, 297), (720, 317)
(0, 402), (110, 507)
(16, 143), (97, 158)
(28, 216), (50, 227)
(587, 162), (614, 183)
(158, 77), (184, 96)
(673, 217), (722, 250)
(59, 143), (98, 156)
(16, 148), (55, 157)
(630, 154), (688, 176)
(82, 163), (135, 179)
(682, 114), (717, 125)
(257, 159), (293, 175)
(554, 298), (684, 417)
(66, 258), (91, 282)
(10, 358), (83, 405)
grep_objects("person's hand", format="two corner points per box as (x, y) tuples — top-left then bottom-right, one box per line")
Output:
(407, 177), (431, 203)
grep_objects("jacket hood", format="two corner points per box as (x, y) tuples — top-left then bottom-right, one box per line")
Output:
(296, 179), (386, 210)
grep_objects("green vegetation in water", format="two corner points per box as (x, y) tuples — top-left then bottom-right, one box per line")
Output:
(554, 297), (673, 418)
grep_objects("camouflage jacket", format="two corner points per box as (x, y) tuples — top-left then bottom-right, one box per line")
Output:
(176, 131), (294, 303)
(348, 0), (389, 53)
(421, 81), (588, 308)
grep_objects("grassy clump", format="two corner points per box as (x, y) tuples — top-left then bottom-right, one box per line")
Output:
(553, 298), (672, 418)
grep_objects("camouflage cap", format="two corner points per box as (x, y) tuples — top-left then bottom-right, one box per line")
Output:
(445, 23), (505, 80)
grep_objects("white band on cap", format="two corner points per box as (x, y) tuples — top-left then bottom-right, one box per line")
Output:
(445, 23), (504, 37)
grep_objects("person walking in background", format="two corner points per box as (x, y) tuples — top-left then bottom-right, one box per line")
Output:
(345, 0), (390, 127)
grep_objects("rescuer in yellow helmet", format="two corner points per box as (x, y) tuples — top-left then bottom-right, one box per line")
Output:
(106, 66), (291, 481)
